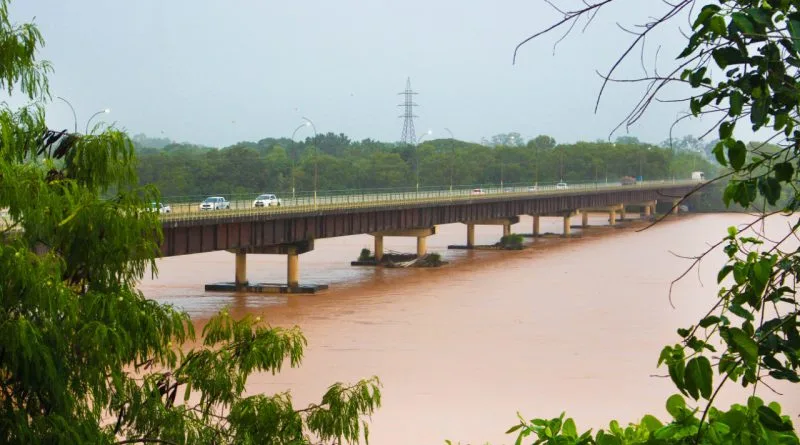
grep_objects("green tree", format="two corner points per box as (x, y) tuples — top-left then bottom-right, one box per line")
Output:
(0, 1), (380, 443)
(504, 0), (800, 442)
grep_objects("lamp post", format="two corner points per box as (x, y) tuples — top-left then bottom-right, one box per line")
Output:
(301, 117), (318, 207)
(290, 121), (311, 200)
(445, 128), (455, 193)
(56, 97), (78, 133)
(415, 130), (432, 193)
(86, 108), (111, 134)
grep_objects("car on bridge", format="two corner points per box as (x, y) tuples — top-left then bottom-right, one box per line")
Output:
(253, 193), (282, 207)
(470, 188), (486, 195)
(149, 202), (171, 214)
(199, 196), (230, 211)
(556, 182), (568, 190)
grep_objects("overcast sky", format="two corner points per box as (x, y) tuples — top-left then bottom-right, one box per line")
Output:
(8, 1), (710, 147)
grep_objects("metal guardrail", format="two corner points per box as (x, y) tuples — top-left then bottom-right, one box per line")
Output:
(156, 179), (701, 222)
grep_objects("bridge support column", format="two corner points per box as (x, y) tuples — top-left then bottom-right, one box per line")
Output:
(609, 209), (617, 226)
(451, 217), (520, 249)
(581, 211), (589, 228)
(287, 247), (299, 288)
(374, 235), (384, 262)
(620, 206), (627, 221)
(672, 200), (680, 214)
(417, 236), (427, 257)
(211, 241), (325, 294)
(235, 250), (248, 289)
(533, 216), (540, 236)
(563, 215), (571, 237)
(640, 200), (656, 218)
(371, 227), (437, 258)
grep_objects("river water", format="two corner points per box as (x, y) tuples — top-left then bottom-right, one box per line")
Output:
(139, 213), (800, 444)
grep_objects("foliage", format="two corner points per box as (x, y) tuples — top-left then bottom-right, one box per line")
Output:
(134, 133), (715, 197)
(499, 234), (524, 250)
(507, 395), (797, 444)
(502, 0), (800, 443)
(358, 248), (372, 262)
(423, 252), (443, 267)
(0, 2), (380, 443)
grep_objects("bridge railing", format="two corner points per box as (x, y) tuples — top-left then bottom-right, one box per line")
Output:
(154, 178), (700, 222)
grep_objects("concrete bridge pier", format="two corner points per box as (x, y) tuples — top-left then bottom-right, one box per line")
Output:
(467, 224), (476, 247)
(640, 200), (657, 218)
(532, 215), (540, 237)
(208, 241), (326, 294)
(287, 246), (300, 288)
(374, 235), (385, 261)
(672, 199), (681, 214)
(577, 204), (623, 227)
(234, 249), (248, 289)
(370, 227), (437, 260)
(450, 216), (520, 249)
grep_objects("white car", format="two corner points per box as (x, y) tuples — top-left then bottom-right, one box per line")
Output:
(556, 182), (569, 190)
(470, 188), (486, 195)
(199, 196), (230, 211)
(150, 202), (171, 214)
(253, 193), (282, 208)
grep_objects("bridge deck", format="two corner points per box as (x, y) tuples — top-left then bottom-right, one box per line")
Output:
(159, 181), (699, 256)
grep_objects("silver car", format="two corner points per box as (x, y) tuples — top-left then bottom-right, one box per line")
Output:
(253, 194), (282, 207)
(199, 196), (230, 211)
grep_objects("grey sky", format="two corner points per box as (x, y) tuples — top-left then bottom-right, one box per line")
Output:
(9, 1), (709, 147)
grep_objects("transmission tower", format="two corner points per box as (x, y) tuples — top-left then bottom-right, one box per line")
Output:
(398, 77), (418, 144)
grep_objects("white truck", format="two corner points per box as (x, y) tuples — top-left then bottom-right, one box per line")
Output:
(691, 171), (705, 181)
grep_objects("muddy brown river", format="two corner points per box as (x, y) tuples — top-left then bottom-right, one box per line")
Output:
(139, 213), (800, 444)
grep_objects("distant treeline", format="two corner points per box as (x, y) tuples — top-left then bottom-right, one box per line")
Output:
(133, 133), (717, 198)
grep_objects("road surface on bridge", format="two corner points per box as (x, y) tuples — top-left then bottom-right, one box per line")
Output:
(159, 179), (701, 222)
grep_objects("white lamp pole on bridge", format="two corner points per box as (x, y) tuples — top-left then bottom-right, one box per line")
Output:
(290, 121), (311, 200)
(415, 129), (432, 193)
(56, 96), (78, 133)
(445, 128), (455, 192)
(86, 108), (111, 134)
(302, 116), (318, 207)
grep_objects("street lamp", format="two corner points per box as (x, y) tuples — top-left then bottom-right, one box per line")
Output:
(290, 121), (311, 199)
(86, 108), (111, 134)
(445, 128), (455, 192)
(415, 129), (432, 193)
(56, 97), (78, 133)
(301, 117), (318, 207)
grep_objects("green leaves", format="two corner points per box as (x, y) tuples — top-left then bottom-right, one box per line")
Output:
(756, 405), (794, 432)
(684, 356), (713, 400)
(727, 141), (747, 170)
(712, 47), (748, 68)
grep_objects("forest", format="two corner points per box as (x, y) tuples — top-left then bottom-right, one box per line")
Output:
(133, 132), (716, 199)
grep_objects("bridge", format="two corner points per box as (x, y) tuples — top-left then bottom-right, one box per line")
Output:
(159, 180), (699, 293)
